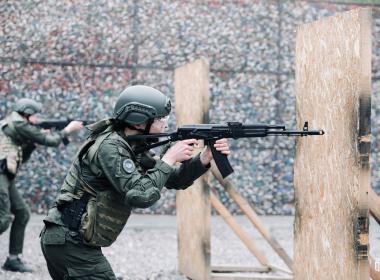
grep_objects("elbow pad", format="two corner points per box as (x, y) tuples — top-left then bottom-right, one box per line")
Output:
(125, 187), (161, 208)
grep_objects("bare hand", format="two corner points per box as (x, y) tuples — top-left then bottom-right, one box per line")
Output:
(200, 138), (230, 166)
(63, 121), (84, 134)
(162, 139), (198, 166)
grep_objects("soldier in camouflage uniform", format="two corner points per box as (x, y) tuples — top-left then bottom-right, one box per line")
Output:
(0, 98), (83, 273)
(40, 85), (230, 279)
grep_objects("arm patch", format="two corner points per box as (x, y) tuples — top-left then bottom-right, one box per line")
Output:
(122, 159), (135, 173)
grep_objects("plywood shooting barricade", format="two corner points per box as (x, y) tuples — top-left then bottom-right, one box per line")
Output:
(294, 7), (371, 280)
(175, 59), (293, 280)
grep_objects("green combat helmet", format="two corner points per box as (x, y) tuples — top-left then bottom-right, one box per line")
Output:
(113, 85), (171, 125)
(13, 98), (42, 116)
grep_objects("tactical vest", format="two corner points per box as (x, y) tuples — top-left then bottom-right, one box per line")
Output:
(57, 129), (137, 247)
(0, 113), (24, 175)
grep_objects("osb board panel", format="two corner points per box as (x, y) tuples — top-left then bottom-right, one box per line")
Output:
(174, 58), (211, 280)
(294, 8), (371, 280)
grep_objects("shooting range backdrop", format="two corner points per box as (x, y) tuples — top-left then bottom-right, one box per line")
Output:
(1, 0), (380, 215)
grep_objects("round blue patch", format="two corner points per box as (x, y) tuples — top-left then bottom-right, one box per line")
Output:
(122, 159), (135, 173)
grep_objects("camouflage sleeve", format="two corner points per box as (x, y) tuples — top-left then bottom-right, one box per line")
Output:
(97, 139), (174, 208)
(165, 153), (210, 190)
(13, 121), (68, 147)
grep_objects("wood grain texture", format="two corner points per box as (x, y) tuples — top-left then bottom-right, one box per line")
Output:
(175, 58), (211, 280)
(294, 8), (371, 280)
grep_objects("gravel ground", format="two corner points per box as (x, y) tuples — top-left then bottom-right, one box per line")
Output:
(0, 214), (380, 280)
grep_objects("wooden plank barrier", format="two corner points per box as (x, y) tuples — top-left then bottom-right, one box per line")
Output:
(294, 8), (371, 280)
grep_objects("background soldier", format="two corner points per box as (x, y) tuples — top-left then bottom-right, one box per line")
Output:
(0, 98), (83, 272)
(40, 85), (230, 279)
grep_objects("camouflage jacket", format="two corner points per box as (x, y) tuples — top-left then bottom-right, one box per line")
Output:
(44, 128), (210, 247)
(0, 111), (68, 175)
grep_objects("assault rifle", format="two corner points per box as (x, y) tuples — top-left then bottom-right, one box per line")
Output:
(36, 119), (96, 130)
(127, 121), (324, 178)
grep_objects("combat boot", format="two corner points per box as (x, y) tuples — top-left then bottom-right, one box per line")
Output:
(2, 257), (33, 273)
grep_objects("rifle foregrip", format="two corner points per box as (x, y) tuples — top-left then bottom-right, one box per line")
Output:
(209, 140), (234, 178)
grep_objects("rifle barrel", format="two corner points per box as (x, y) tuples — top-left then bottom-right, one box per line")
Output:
(266, 130), (324, 136)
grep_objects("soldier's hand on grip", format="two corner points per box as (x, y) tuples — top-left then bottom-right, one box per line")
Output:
(63, 121), (84, 134)
(200, 138), (230, 165)
(161, 139), (198, 165)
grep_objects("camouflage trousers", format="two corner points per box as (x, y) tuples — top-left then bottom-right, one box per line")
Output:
(0, 173), (30, 255)
(40, 224), (117, 280)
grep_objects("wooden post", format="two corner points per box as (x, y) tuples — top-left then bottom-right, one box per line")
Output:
(175, 58), (211, 280)
(294, 8), (371, 280)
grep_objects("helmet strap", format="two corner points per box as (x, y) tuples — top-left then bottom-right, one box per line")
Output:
(144, 119), (154, 134)
(122, 119), (154, 134)
(124, 123), (145, 133)
(19, 112), (31, 121)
